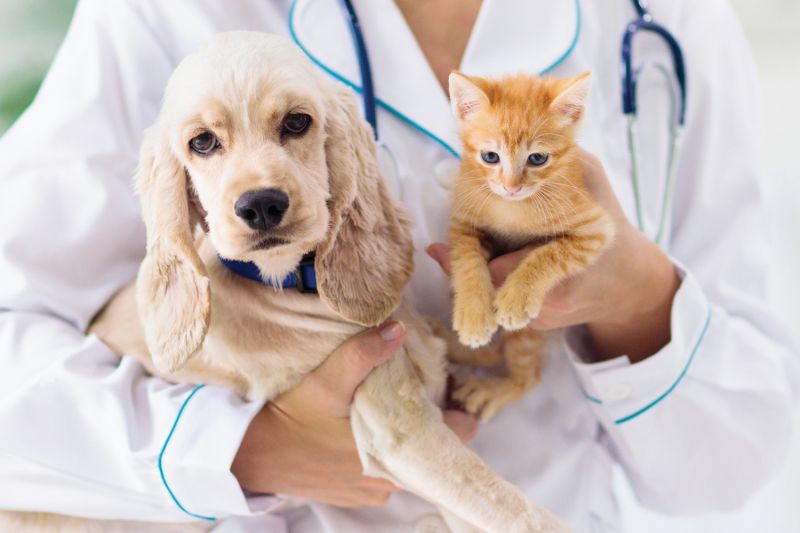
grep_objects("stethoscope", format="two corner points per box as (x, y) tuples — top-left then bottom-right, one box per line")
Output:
(622, 0), (687, 245)
(335, 0), (687, 245)
(338, 0), (401, 188)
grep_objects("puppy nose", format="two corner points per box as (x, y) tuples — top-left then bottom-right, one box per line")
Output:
(235, 189), (289, 231)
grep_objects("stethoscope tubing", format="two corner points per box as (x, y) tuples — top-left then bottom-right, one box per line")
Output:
(337, 0), (378, 138)
(622, 0), (687, 244)
(621, 18), (687, 127)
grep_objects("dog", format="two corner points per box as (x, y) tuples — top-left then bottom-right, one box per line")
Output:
(2, 32), (568, 533)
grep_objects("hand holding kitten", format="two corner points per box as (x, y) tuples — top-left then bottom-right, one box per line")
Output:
(440, 71), (677, 421)
(430, 147), (680, 363)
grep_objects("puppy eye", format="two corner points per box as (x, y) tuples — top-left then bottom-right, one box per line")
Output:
(527, 153), (549, 166)
(189, 132), (219, 155)
(282, 113), (312, 136)
(481, 151), (500, 165)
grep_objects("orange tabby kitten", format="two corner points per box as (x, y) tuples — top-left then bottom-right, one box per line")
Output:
(445, 71), (615, 421)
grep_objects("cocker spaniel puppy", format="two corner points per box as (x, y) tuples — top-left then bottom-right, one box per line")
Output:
(4, 33), (567, 533)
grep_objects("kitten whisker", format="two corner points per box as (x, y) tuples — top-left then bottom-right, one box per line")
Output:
(535, 132), (569, 142)
(541, 178), (592, 203)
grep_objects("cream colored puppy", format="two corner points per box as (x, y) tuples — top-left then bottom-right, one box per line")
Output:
(3, 33), (568, 533)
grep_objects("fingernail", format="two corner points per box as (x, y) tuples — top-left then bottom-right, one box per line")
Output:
(379, 321), (405, 341)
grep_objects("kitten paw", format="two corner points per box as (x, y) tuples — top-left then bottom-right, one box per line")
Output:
(494, 285), (543, 330)
(453, 376), (529, 422)
(453, 300), (497, 347)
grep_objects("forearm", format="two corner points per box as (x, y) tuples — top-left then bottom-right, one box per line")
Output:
(565, 263), (796, 512)
(0, 312), (266, 520)
(587, 235), (680, 363)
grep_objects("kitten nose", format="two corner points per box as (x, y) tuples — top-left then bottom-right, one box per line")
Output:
(503, 184), (522, 195)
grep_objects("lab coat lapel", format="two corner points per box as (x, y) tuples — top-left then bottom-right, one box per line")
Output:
(461, 0), (580, 77)
(290, 0), (458, 152)
(289, 0), (580, 155)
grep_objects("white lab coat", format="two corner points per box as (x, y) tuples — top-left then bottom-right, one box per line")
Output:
(0, 0), (796, 532)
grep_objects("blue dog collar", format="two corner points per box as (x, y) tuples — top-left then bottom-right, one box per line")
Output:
(219, 253), (317, 293)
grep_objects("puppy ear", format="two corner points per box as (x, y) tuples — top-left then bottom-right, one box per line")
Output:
(135, 126), (210, 373)
(315, 84), (414, 326)
(448, 71), (490, 123)
(549, 71), (591, 127)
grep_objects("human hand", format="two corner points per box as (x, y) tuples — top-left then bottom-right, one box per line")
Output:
(231, 321), (478, 507)
(428, 148), (679, 362)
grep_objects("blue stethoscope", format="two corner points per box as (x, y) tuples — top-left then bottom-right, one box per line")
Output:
(332, 0), (687, 245)
(622, 0), (687, 245)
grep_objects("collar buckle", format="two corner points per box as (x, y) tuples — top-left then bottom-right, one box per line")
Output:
(294, 253), (318, 294)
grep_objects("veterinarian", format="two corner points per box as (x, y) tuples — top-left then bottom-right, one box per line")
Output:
(0, 1), (796, 532)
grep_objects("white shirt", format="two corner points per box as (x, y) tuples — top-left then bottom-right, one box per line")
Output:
(0, 1), (796, 532)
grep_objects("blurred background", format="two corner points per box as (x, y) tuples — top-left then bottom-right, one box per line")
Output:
(1, 0), (798, 531)
(0, 0), (77, 132)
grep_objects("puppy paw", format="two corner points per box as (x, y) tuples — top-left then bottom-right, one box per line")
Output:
(453, 376), (529, 422)
(494, 284), (543, 331)
(509, 506), (559, 533)
(453, 300), (497, 348)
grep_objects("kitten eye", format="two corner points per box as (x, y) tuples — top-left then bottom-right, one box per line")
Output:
(527, 153), (549, 166)
(282, 113), (312, 136)
(189, 132), (219, 155)
(481, 151), (500, 165)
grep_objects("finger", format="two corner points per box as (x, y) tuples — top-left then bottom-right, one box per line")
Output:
(425, 243), (452, 276)
(308, 321), (406, 416)
(487, 245), (536, 287)
(443, 409), (478, 442)
(576, 147), (624, 216)
(356, 489), (392, 507)
(362, 476), (401, 492)
(329, 489), (393, 508)
(575, 147), (607, 196)
(306, 492), (367, 509)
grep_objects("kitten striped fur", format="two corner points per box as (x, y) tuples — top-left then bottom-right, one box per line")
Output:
(445, 71), (615, 421)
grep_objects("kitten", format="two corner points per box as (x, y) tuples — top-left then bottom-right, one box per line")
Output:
(444, 71), (615, 421)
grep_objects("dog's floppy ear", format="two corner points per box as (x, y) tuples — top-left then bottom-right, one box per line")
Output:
(135, 125), (210, 373)
(315, 85), (414, 326)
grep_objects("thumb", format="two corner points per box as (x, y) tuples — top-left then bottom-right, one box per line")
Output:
(307, 321), (406, 416)
(576, 147), (624, 217)
(425, 243), (452, 276)
(443, 410), (478, 442)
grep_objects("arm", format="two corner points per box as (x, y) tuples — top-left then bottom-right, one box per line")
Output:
(567, 2), (798, 512)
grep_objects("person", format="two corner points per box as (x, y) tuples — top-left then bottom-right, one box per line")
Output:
(0, 0), (796, 531)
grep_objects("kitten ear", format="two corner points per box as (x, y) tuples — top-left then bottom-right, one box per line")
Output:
(550, 72), (591, 126)
(449, 71), (489, 123)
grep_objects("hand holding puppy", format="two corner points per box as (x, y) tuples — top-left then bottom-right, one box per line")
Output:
(232, 322), (478, 507)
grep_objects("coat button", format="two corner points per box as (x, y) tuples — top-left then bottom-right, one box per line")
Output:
(435, 159), (459, 189)
(414, 513), (449, 533)
(603, 383), (632, 402)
